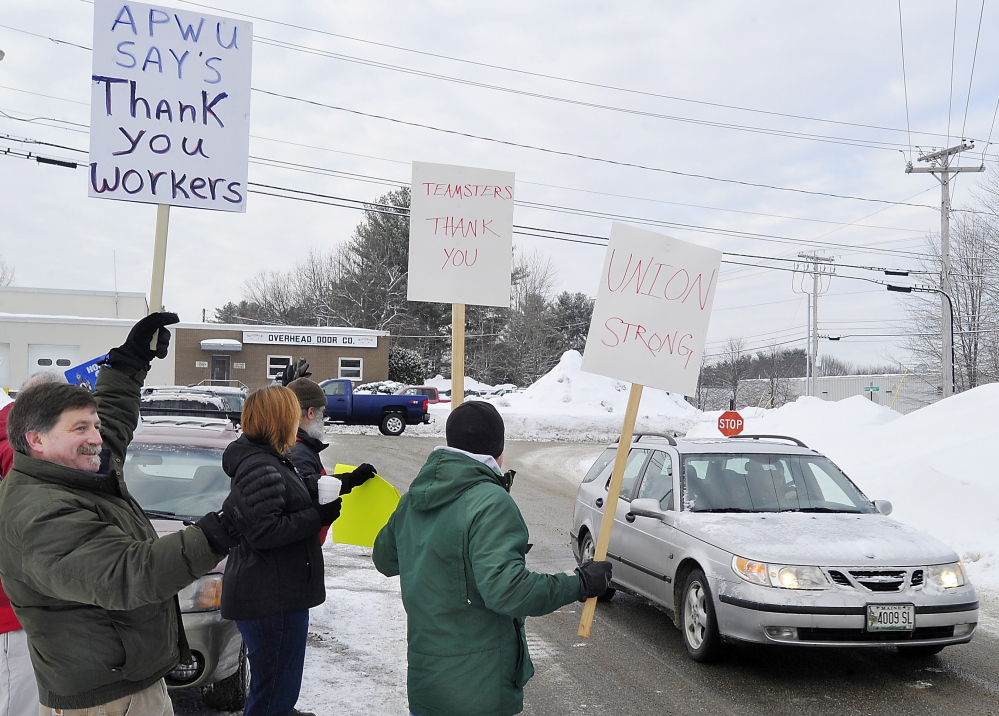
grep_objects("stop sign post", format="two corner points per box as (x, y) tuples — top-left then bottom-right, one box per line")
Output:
(718, 410), (744, 437)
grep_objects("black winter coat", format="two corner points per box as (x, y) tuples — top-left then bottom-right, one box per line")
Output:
(220, 435), (325, 621)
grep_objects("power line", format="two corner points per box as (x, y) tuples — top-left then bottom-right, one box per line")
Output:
(961, 0), (987, 140)
(897, 0), (913, 161)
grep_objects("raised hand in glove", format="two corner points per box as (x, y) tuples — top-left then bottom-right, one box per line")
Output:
(314, 497), (342, 526)
(223, 464), (286, 524)
(194, 511), (240, 556)
(106, 311), (180, 371)
(280, 357), (313, 386)
(339, 463), (377, 494)
(576, 560), (613, 600)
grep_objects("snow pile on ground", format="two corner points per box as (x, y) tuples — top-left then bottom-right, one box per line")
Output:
(687, 389), (999, 588)
(418, 351), (699, 442)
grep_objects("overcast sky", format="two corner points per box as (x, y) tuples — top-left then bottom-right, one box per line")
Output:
(2, 0), (998, 370)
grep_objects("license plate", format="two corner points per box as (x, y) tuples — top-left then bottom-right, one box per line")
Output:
(866, 604), (914, 631)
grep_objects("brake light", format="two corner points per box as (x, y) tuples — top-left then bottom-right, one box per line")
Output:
(422, 399), (428, 410)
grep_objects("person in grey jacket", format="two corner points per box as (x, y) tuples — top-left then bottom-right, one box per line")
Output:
(0, 313), (255, 715)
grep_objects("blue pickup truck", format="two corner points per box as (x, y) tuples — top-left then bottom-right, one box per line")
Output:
(319, 379), (431, 436)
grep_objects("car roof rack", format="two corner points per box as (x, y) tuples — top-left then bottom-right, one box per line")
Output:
(631, 432), (677, 446)
(139, 407), (242, 425)
(727, 434), (809, 448)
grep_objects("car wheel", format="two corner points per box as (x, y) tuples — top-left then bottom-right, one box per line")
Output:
(897, 644), (945, 658)
(578, 532), (615, 602)
(681, 568), (722, 662)
(201, 643), (249, 711)
(379, 413), (406, 436)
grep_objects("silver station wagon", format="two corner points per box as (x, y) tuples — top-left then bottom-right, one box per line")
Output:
(571, 434), (979, 662)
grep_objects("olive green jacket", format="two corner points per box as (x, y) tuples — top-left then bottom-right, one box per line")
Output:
(0, 365), (222, 709)
(373, 449), (580, 716)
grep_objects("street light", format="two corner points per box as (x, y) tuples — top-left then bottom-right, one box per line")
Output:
(886, 284), (956, 396)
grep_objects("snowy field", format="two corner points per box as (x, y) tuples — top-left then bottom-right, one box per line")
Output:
(300, 350), (997, 715)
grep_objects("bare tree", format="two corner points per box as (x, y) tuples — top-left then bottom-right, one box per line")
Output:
(715, 338), (754, 410)
(0, 254), (14, 286)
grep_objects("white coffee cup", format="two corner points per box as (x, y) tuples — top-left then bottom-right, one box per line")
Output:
(317, 475), (342, 504)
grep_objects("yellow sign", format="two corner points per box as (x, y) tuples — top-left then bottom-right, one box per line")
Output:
(329, 464), (401, 548)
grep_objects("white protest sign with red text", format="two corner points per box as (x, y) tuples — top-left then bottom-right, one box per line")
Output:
(407, 161), (514, 307)
(581, 223), (722, 396)
(89, 0), (252, 212)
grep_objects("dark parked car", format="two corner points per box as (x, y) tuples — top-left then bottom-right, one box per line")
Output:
(123, 416), (248, 711)
(320, 378), (431, 436)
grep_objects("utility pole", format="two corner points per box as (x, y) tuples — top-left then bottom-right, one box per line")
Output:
(906, 141), (984, 398)
(793, 254), (835, 397)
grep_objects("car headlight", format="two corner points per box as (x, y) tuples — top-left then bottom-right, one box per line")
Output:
(927, 562), (967, 589)
(733, 557), (828, 590)
(177, 574), (223, 611)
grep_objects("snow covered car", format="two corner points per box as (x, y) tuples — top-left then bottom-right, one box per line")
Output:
(571, 434), (979, 662)
(123, 416), (248, 710)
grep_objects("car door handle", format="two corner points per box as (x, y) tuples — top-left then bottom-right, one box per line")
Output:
(595, 498), (604, 508)
(625, 513), (636, 523)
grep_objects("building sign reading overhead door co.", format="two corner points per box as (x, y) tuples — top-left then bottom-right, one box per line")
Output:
(242, 331), (378, 348)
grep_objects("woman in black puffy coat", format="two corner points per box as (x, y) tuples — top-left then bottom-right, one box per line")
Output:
(221, 386), (341, 716)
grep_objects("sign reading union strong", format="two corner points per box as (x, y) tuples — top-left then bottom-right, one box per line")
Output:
(242, 331), (378, 348)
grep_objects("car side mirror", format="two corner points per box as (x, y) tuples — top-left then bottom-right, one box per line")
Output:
(628, 498), (667, 521)
(874, 499), (893, 516)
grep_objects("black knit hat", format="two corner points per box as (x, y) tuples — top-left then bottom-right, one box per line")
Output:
(287, 378), (326, 409)
(446, 401), (505, 459)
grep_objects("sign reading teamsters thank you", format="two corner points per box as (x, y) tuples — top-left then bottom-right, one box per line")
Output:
(581, 223), (722, 396)
(407, 161), (515, 307)
(89, 0), (252, 212)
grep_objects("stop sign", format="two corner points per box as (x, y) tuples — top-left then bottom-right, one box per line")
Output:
(718, 410), (744, 437)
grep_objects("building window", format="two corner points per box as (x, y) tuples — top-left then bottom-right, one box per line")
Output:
(37, 359), (52, 366)
(267, 355), (292, 380)
(339, 358), (362, 380)
(56, 359), (71, 367)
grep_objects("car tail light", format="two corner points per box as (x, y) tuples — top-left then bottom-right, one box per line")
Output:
(422, 399), (428, 410)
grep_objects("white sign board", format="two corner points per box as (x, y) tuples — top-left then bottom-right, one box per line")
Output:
(242, 331), (378, 348)
(89, 0), (252, 212)
(407, 161), (515, 307)
(581, 223), (722, 395)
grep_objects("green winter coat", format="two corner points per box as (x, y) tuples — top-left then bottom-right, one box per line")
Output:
(372, 449), (580, 716)
(0, 365), (223, 709)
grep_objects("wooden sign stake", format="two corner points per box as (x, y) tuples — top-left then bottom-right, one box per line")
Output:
(578, 382), (644, 638)
(452, 303), (465, 408)
(148, 204), (170, 315)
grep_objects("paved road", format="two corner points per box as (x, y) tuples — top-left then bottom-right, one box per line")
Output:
(333, 434), (999, 716)
(176, 433), (999, 715)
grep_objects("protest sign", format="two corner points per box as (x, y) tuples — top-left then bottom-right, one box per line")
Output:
(331, 465), (401, 548)
(577, 224), (721, 638)
(581, 223), (722, 396)
(407, 161), (515, 307)
(88, 0), (252, 212)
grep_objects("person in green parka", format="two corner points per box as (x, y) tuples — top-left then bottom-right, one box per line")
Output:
(373, 401), (612, 716)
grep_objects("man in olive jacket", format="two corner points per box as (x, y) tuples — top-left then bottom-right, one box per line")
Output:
(373, 401), (612, 716)
(0, 313), (240, 714)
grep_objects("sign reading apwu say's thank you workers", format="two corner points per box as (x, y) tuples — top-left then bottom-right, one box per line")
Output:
(88, 0), (252, 212)
(408, 161), (515, 307)
(581, 223), (722, 396)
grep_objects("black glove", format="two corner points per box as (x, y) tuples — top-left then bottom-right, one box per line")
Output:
(576, 560), (613, 600)
(339, 463), (377, 494)
(314, 497), (342, 526)
(280, 358), (312, 386)
(106, 312), (179, 371)
(195, 511), (239, 556)
(222, 464), (285, 523)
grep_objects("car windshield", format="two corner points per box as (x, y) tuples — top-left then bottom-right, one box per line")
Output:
(682, 453), (875, 514)
(124, 443), (230, 520)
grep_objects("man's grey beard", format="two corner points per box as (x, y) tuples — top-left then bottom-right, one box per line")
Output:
(304, 413), (326, 441)
(79, 445), (101, 469)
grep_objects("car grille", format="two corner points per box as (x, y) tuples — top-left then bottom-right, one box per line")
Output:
(797, 626), (954, 642)
(826, 568), (919, 592)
